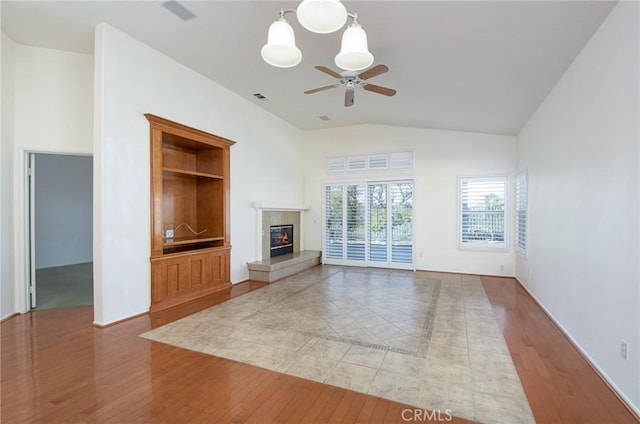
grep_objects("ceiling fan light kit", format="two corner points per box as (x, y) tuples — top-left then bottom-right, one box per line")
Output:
(335, 20), (374, 71)
(296, 0), (347, 34)
(261, 16), (302, 68)
(262, 0), (373, 71)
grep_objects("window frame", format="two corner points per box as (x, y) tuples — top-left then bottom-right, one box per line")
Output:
(321, 178), (415, 270)
(457, 175), (510, 252)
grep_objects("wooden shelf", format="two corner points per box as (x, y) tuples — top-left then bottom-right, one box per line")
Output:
(147, 113), (235, 312)
(162, 167), (224, 180)
(163, 236), (224, 247)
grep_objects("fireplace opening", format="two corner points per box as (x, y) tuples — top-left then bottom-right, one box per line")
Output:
(270, 224), (293, 257)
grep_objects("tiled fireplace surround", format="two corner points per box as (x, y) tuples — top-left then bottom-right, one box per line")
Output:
(247, 203), (321, 282)
(261, 211), (301, 259)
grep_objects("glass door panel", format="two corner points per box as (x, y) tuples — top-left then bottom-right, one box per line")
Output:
(391, 182), (413, 264)
(368, 184), (388, 263)
(346, 185), (366, 261)
(324, 185), (344, 260)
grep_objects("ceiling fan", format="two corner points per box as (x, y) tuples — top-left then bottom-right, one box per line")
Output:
(304, 64), (397, 107)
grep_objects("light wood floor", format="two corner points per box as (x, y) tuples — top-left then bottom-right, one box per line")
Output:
(1, 272), (637, 423)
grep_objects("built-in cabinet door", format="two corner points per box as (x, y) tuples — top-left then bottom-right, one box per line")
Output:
(150, 248), (230, 310)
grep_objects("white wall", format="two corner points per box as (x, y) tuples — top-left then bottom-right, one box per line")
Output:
(517, 2), (639, 412)
(4, 42), (93, 316)
(302, 124), (517, 276)
(1, 33), (17, 320)
(34, 154), (93, 269)
(94, 24), (304, 325)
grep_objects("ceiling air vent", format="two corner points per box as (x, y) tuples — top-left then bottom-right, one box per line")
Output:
(162, 1), (197, 21)
(318, 115), (331, 121)
(253, 93), (268, 101)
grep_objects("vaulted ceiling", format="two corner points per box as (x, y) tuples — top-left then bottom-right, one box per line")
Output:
(2, 1), (616, 134)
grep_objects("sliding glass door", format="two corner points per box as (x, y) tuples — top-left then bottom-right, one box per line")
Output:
(323, 180), (414, 269)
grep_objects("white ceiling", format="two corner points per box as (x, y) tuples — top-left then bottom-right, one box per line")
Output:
(1, 1), (616, 135)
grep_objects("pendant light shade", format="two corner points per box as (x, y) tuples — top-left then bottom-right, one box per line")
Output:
(297, 0), (348, 34)
(261, 17), (302, 68)
(334, 22), (374, 71)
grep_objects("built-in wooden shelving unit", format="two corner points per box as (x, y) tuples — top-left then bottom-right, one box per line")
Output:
(146, 114), (235, 311)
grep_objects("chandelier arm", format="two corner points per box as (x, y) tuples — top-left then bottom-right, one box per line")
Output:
(279, 8), (297, 18)
(281, 7), (357, 24)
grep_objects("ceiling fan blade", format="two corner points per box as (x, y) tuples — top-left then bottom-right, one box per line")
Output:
(315, 65), (342, 79)
(304, 84), (340, 94)
(345, 89), (354, 107)
(363, 84), (397, 97)
(358, 64), (389, 80)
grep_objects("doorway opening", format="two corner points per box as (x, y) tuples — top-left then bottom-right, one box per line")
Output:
(27, 153), (93, 310)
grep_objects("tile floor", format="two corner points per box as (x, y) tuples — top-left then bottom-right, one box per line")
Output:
(141, 266), (534, 423)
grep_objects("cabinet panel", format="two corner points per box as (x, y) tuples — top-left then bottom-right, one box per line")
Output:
(150, 248), (231, 311)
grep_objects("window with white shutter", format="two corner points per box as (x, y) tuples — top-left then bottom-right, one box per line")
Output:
(458, 176), (509, 250)
(347, 156), (367, 171)
(389, 151), (413, 169)
(368, 154), (389, 170)
(323, 180), (414, 269)
(515, 171), (527, 256)
(327, 157), (346, 173)
(325, 151), (413, 173)
(324, 185), (344, 259)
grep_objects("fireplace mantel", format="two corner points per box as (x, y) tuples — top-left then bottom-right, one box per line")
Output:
(252, 202), (310, 211)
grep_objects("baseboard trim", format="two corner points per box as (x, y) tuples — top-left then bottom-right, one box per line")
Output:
(514, 277), (640, 419)
(414, 267), (515, 279)
(1, 313), (20, 324)
(92, 311), (149, 328)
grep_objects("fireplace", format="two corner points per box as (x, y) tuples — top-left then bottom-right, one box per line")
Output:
(270, 225), (294, 257)
(253, 204), (307, 261)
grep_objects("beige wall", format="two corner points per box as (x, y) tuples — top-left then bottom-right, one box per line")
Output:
(516, 1), (639, 412)
(302, 124), (517, 276)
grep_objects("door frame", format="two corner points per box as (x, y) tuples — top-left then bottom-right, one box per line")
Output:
(23, 150), (94, 310)
(321, 178), (415, 270)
